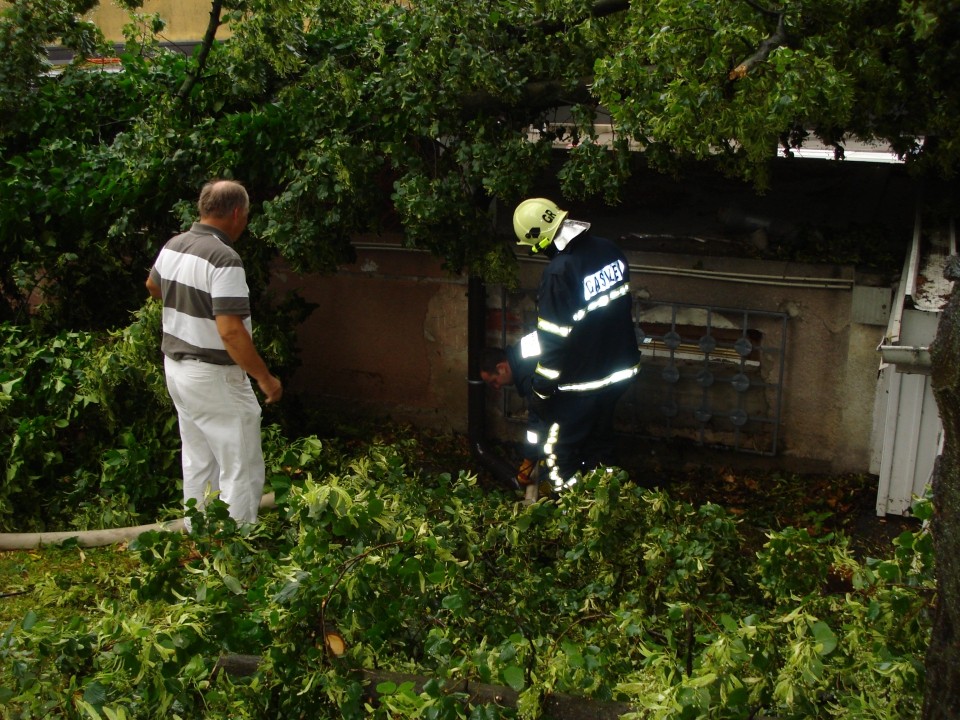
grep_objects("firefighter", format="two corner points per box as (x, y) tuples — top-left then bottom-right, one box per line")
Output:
(512, 197), (641, 493)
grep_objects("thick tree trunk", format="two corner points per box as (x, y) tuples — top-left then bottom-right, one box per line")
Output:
(923, 256), (960, 719)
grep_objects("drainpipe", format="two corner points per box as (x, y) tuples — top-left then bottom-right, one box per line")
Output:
(467, 275), (520, 490)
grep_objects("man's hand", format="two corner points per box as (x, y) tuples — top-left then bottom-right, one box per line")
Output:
(216, 314), (283, 404)
(257, 374), (283, 404)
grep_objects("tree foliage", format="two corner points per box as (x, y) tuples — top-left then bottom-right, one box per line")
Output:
(0, 435), (935, 718)
(0, 306), (177, 532)
(0, 300), (306, 531)
(1, 0), (958, 715)
(2, 0), (960, 327)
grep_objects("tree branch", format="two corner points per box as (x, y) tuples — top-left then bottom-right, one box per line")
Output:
(532, 0), (630, 34)
(472, 1), (627, 118)
(176, 0), (223, 103)
(460, 76), (595, 119)
(728, 10), (786, 80)
(212, 659), (636, 719)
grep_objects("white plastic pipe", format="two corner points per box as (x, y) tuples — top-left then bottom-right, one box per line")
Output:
(0, 493), (276, 550)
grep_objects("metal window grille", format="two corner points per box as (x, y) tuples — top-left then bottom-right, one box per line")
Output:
(492, 290), (788, 456)
(629, 300), (788, 455)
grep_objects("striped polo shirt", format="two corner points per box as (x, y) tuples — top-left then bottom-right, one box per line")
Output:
(149, 222), (251, 365)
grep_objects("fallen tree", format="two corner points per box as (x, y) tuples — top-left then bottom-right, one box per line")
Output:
(214, 657), (636, 719)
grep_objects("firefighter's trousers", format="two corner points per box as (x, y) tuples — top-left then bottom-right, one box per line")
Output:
(543, 382), (629, 486)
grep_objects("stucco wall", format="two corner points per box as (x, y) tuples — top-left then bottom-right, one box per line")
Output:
(272, 159), (914, 474)
(484, 250), (885, 473)
(274, 243), (888, 473)
(272, 238), (470, 432)
(629, 258), (876, 472)
(84, 1), (224, 42)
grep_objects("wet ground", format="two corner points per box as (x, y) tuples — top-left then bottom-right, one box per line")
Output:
(614, 435), (921, 559)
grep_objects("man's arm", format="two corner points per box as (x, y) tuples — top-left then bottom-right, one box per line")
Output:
(145, 275), (162, 299)
(215, 314), (283, 404)
(533, 271), (575, 398)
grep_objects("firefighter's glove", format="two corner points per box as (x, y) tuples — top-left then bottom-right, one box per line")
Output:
(516, 458), (537, 486)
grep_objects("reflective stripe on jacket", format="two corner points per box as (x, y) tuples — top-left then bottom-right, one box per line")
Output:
(533, 232), (641, 396)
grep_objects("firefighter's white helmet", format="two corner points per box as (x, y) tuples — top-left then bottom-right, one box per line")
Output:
(513, 198), (568, 253)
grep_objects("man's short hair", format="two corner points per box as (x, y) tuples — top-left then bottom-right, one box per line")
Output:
(480, 347), (507, 375)
(198, 180), (249, 219)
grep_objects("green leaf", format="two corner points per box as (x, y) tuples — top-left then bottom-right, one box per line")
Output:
(75, 700), (104, 720)
(911, 497), (933, 521)
(441, 593), (464, 610)
(222, 575), (244, 595)
(686, 672), (717, 688)
(812, 621), (837, 656)
(562, 640), (585, 669)
(83, 681), (108, 707)
(21, 610), (38, 631)
(876, 561), (901, 582)
(502, 665), (525, 692)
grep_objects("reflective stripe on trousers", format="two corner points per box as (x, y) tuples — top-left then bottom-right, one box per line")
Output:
(538, 382), (630, 492)
(544, 421), (579, 492)
(164, 356), (265, 527)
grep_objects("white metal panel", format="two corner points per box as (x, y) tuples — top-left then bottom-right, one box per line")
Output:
(875, 366), (904, 515)
(873, 214), (952, 515)
(869, 368), (891, 476)
(914, 383), (944, 501)
(852, 285), (893, 326)
(875, 369), (942, 516)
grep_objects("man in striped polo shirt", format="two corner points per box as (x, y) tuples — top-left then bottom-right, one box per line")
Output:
(146, 180), (282, 530)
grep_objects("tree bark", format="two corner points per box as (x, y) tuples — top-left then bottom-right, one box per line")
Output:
(923, 255), (960, 719)
(214, 655), (636, 719)
(176, 0), (223, 103)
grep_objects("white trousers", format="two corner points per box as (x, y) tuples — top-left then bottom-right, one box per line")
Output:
(164, 356), (265, 527)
